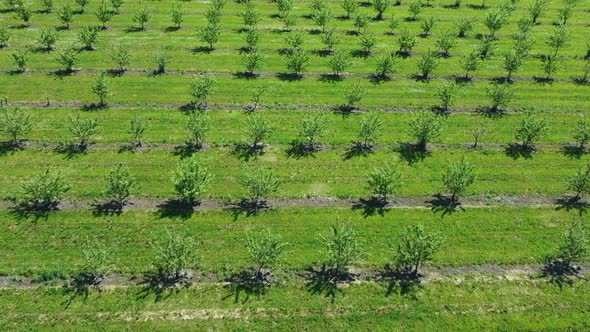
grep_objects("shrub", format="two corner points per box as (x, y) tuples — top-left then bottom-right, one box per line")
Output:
(517, 16), (534, 34)
(189, 75), (216, 109)
(483, 8), (508, 38)
(19, 169), (70, 211)
(408, 109), (444, 150)
(79, 237), (110, 283)
(243, 29), (261, 52)
(67, 114), (98, 149)
(241, 51), (263, 75)
(321, 223), (364, 277)
(460, 50), (480, 79)
(129, 116), (148, 147)
(198, 23), (221, 50)
(557, 2), (574, 25)
(186, 110), (209, 149)
(327, 51), (350, 76)
(573, 118), (590, 149)
(41, 0), (54, 12)
(454, 17), (475, 38)
(416, 50), (438, 80)
(245, 113), (273, 148)
(442, 157), (476, 203)
(96, 1), (113, 29)
(279, 10), (297, 31)
(111, 44), (130, 72)
(387, 16), (400, 34)
(75, 0), (90, 13)
(515, 110), (548, 149)
(0, 25), (10, 48)
(485, 83), (515, 112)
(111, 0), (124, 14)
(247, 230), (287, 277)
(55, 46), (80, 72)
(353, 12), (369, 33)
(283, 50), (310, 76)
(540, 54), (560, 80)
(14, 2), (33, 25)
(170, 2), (185, 28)
(392, 225), (442, 275)
(367, 159), (402, 202)
(343, 80), (366, 110)
(397, 29), (416, 56)
(358, 32), (377, 55)
(239, 166), (280, 205)
(477, 35), (496, 59)
(11, 48), (29, 73)
(239, 3), (260, 28)
(408, 0), (422, 20)
(297, 112), (328, 149)
(132, 3), (151, 30)
(284, 30), (304, 51)
(341, 0), (358, 18)
(57, 3), (73, 29)
(436, 31), (457, 56)
(91, 72), (111, 106)
(321, 28), (339, 52)
(436, 81), (461, 112)
(154, 53), (171, 74)
(372, 0), (389, 20)
(374, 51), (398, 78)
(357, 111), (382, 149)
(552, 221), (589, 266)
(78, 26), (99, 50)
(38, 27), (57, 51)
(567, 163), (590, 200)
(311, 7), (331, 32)
(172, 156), (210, 205)
(0, 107), (32, 147)
(527, 0), (549, 24)
(104, 162), (135, 206)
(420, 17), (436, 37)
(152, 230), (200, 281)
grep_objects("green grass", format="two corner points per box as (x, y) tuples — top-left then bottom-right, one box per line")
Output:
(0, 279), (588, 331)
(0, 207), (577, 275)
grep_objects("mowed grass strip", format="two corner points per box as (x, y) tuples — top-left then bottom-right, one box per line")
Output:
(0, 207), (578, 275)
(0, 280), (588, 331)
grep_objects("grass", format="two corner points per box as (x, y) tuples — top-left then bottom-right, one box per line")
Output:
(0, 279), (588, 330)
(0, 207), (578, 275)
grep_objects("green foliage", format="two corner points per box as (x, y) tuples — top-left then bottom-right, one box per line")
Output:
(57, 3), (73, 28)
(154, 52), (171, 74)
(485, 83), (515, 112)
(245, 113), (273, 147)
(75, 0), (90, 13)
(14, 2), (32, 24)
(104, 163), (135, 205)
(436, 81), (461, 112)
(372, 0), (389, 20)
(408, 109), (444, 150)
(189, 75), (216, 109)
(239, 3), (260, 28)
(515, 111), (548, 149)
(393, 225), (442, 274)
(367, 159), (403, 202)
(546, 24), (571, 57)
(321, 28), (340, 52)
(420, 17), (436, 37)
(573, 118), (590, 149)
(557, 2), (574, 25)
(353, 11), (369, 33)
(284, 30), (304, 50)
(0, 25), (10, 47)
(540, 54), (560, 80)
(436, 31), (457, 56)
(327, 50), (350, 76)
(19, 169), (70, 211)
(460, 50), (480, 78)
(95, 1), (113, 29)
(172, 156), (210, 205)
(297, 112), (328, 148)
(408, 0), (422, 20)
(527, 0), (549, 24)
(242, 29), (261, 52)
(129, 115), (148, 147)
(41, 0), (54, 12)
(0, 107), (32, 146)
(111, 0), (124, 14)
(247, 230), (287, 273)
(416, 50), (439, 79)
(341, 0), (358, 18)
(455, 17), (475, 37)
(483, 8), (508, 37)
(239, 166), (280, 204)
(512, 32), (534, 59)
(358, 111), (382, 148)
(567, 162), (590, 199)
(10, 48), (29, 72)
(152, 229), (200, 280)
(132, 3), (151, 30)
(279, 10), (297, 30)
(358, 32), (377, 54)
(283, 50), (310, 75)
(517, 16), (534, 34)
(343, 80), (366, 109)
(442, 158), (476, 202)
(397, 29), (416, 56)
(478, 35), (497, 59)
(311, 7), (331, 31)
(387, 16), (400, 33)
(91, 73), (111, 106)
(185, 110), (210, 149)
(374, 51), (398, 78)
(78, 26), (99, 50)
(170, 2), (185, 28)
(198, 24), (221, 49)
(111, 44), (130, 72)
(321, 223), (364, 276)
(38, 27), (57, 50)
(55, 46), (80, 72)
(80, 237), (110, 281)
(554, 220), (589, 265)
(67, 114), (99, 148)
(241, 51), (263, 75)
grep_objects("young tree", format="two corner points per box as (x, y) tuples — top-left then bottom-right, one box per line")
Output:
(132, 3), (151, 30)
(436, 31), (457, 56)
(111, 0), (124, 14)
(283, 50), (310, 76)
(78, 26), (99, 50)
(67, 114), (98, 149)
(374, 51), (398, 79)
(0, 107), (32, 147)
(321, 28), (340, 53)
(416, 50), (439, 80)
(95, 1), (113, 29)
(387, 16), (400, 34)
(357, 111), (382, 149)
(419, 17), (436, 37)
(358, 32), (377, 55)
(353, 12), (369, 34)
(152, 230), (200, 281)
(515, 110), (548, 149)
(442, 158), (476, 203)
(19, 169), (70, 211)
(557, 1), (574, 25)
(104, 162), (135, 206)
(91, 72), (111, 106)
(546, 24), (571, 57)
(41, 0), (54, 13)
(478, 35), (496, 59)
(0, 25), (10, 48)
(239, 166), (280, 205)
(343, 80), (366, 110)
(198, 23), (221, 50)
(527, 0), (549, 24)
(279, 10), (297, 31)
(185, 110), (209, 149)
(55, 45), (80, 72)
(397, 29), (417, 56)
(11, 48), (29, 73)
(57, 3), (74, 29)
(392, 225), (442, 275)
(540, 54), (560, 80)
(239, 3), (260, 28)
(79, 237), (110, 284)
(172, 156), (210, 205)
(129, 115), (148, 147)
(311, 7), (331, 32)
(240, 51), (263, 75)
(111, 44), (130, 72)
(154, 52), (171, 74)
(567, 163), (590, 200)
(296, 112), (328, 150)
(14, 2), (33, 26)
(341, 0), (358, 19)
(372, 0), (389, 20)
(321, 223), (364, 277)
(551, 220), (589, 268)
(283, 30), (304, 51)
(437, 81), (461, 112)
(37, 27), (58, 51)
(502, 49), (524, 81)
(573, 118), (590, 150)
(367, 160), (403, 203)
(460, 50), (480, 79)
(327, 51), (350, 77)
(245, 113), (273, 148)
(246, 230), (287, 279)
(75, 0), (90, 13)
(170, 2), (185, 29)
(189, 75), (216, 109)
(408, 0), (422, 20)
(408, 109), (444, 151)
(486, 83), (515, 112)
(454, 17), (475, 38)
(483, 8), (508, 38)
(246, 85), (267, 112)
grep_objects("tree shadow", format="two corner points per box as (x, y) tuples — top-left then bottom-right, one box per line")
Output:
(396, 143), (429, 165)
(351, 197), (389, 218)
(369, 73), (391, 84)
(106, 69), (125, 77)
(191, 46), (213, 54)
(555, 196), (589, 215)
(541, 258), (583, 290)
(305, 266), (359, 303)
(561, 145), (586, 159)
(232, 72), (259, 80)
(54, 143), (89, 159)
(285, 141), (321, 159)
(92, 200), (124, 217)
(350, 50), (371, 58)
(225, 199), (269, 221)
(475, 106), (506, 119)
(573, 77), (590, 86)
(412, 73), (431, 82)
(164, 26), (180, 32)
(125, 27), (145, 33)
(49, 69), (78, 80)
(319, 73), (344, 83)
(80, 102), (107, 111)
(223, 268), (275, 303)
(9, 201), (57, 222)
(172, 142), (203, 159)
(454, 75), (474, 84)
(276, 73), (304, 81)
(0, 141), (24, 156)
(311, 49), (333, 57)
(231, 142), (265, 161)
(136, 271), (191, 302)
(381, 265), (421, 299)
(504, 143), (535, 160)
(156, 199), (196, 220)
(427, 194), (463, 217)
(62, 273), (102, 309)
(342, 142), (374, 160)
(532, 76), (554, 85)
